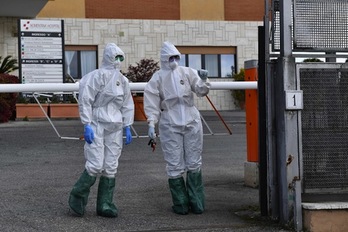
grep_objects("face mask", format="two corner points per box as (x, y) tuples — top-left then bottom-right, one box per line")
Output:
(115, 60), (121, 69)
(169, 61), (178, 70)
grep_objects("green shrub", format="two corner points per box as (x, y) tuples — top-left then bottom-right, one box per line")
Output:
(122, 58), (159, 83)
(0, 56), (19, 74)
(231, 69), (245, 109)
(0, 74), (19, 122)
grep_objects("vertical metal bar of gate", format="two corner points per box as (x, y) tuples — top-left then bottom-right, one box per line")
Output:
(279, 0), (302, 230)
(279, 0), (292, 226)
(258, 25), (268, 217)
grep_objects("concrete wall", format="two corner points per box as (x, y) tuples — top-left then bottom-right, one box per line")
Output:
(0, 17), (261, 110)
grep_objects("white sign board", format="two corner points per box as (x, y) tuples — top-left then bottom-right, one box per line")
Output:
(285, 90), (303, 110)
(18, 19), (64, 84)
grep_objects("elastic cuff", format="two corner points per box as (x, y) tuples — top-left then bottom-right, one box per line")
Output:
(188, 168), (201, 173)
(148, 121), (155, 128)
(168, 174), (183, 179)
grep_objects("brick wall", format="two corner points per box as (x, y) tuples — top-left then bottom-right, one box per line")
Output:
(86, 0), (180, 20)
(85, 0), (264, 21)
(225, 0), (264, 21)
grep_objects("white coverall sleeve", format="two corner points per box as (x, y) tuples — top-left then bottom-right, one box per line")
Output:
(188, 68), (211, 97)
(120, 76), (134, 127)
(78, 71), (103, 125)
(144, 74), (161, 126)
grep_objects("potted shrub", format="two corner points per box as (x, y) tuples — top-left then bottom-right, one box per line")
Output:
(231, 68), (245, 109)
(0, 55), (19, 122)
(16, 75), (79, 120)
(0, 74), (19, 122)
(122, 58), (159, 121)
(0, 55), (49, 121)
(49, 94), (79, 119)
(16, 94), (49, 120)
(49, 74), (79, 119)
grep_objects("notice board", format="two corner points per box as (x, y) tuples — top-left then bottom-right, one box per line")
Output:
(18, 19), (65, 84)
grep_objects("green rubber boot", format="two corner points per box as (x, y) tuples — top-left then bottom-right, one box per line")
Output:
(186, 170), (205, 214)
(168, 177), (189, 215)
(96, 176), (118, 218)
(69, 170), (96, 216)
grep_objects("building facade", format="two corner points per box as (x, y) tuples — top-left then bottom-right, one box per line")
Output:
(0, 0), (264, 110)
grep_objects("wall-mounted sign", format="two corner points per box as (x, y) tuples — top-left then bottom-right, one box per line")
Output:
(18, 19), (65, 84)
(285, 90), (303, 110)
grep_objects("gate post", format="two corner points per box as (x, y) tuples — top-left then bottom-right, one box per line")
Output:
(244, 59), (259, 188)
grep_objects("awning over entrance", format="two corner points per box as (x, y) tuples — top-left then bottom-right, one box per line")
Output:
(0, 0), (49, 18)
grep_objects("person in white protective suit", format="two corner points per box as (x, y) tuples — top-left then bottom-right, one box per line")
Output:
(144, 41), (210, 215)
(69, 43), (134, 218)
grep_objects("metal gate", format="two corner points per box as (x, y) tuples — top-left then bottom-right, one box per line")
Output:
(298, 63), (348, 192)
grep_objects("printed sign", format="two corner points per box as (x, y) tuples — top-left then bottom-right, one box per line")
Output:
(285, 90), (303, 110)
(18, 19), (64, 84)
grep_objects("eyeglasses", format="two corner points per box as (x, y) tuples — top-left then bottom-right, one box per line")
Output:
(115, 55), (124, 62)
(169, 55), (180, 62)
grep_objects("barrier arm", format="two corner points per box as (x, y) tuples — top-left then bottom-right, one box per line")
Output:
(0, 81), (258, 139)
(0, 81), (257, 93)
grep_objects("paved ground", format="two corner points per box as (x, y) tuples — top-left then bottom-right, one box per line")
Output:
(0, 111), (290, 232)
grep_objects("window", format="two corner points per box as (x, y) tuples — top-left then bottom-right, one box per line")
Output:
(65, 45), (98, 82)
(188, 54), (202, 70)
(221, 54), (235, 77)
(176, 46), (237, 78)
(205, 55), (219, 77)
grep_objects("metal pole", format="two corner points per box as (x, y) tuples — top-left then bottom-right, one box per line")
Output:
(33, 93), (61, 138)
(279, 0), (302, 230)
(205, 95), (232, 135)
(0, 81), (258, 93)
(258, 25), (268, 217)
(278, 0), (292, 224)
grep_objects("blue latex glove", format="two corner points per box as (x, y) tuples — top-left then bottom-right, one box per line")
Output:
(148, 126), (155, 139)
(84, 125), (94, 144)
(125, 126), (132, 145)
(198, 69), (208, 81)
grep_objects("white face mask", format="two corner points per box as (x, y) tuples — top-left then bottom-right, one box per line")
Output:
(169, 61), (178, 70)
(115, 60), (121, 69)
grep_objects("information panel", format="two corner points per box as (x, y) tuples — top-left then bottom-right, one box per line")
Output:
(18, 19), (64, 83)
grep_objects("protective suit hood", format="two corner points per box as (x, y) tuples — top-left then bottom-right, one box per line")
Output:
(101, 43), (125, 70)
(160, 41), (181, 70)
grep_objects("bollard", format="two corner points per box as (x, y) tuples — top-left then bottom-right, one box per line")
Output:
(244, 59), (259, 188)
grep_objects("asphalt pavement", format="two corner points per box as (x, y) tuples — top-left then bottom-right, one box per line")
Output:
(0, 111), (290, 232)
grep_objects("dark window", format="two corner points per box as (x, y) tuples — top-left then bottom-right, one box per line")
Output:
(65, 45), (97, 82)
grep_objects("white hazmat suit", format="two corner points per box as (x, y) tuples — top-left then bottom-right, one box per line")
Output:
(69, 43), (134, 218)
(144, 41), (210, 215)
